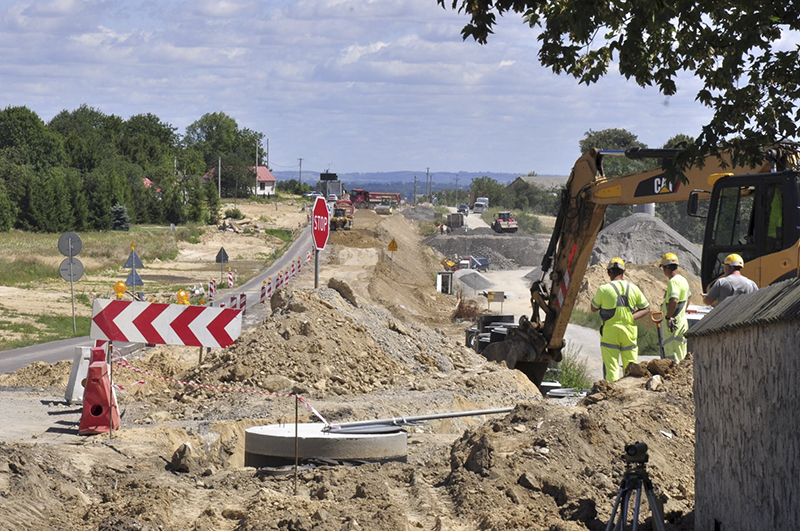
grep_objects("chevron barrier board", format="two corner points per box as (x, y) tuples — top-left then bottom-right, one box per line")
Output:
(90, 299), (242, 348)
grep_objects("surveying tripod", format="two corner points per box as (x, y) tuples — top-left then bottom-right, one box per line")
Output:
(605, 455), (666, 531)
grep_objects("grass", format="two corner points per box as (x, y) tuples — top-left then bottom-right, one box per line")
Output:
(0, 311), (91, 351)
(0, 225), (208, 287)
(417, 220), (440, 236)
(263, 228), (293, 243)
(548, 343), (593, 389)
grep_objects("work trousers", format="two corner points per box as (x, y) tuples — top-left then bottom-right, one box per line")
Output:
(663, 316), (688, 363)
(600, 324), (638, 382)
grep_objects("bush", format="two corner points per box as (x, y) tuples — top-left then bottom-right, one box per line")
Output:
(111, 203), (131, 231)
(224, 208), (243, 220)
(552, 344), (594, 389)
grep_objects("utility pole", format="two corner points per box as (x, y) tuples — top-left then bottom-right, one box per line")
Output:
(426, 167), (430, 199)
(265, 138), (269, 168)
(298, 158), (303, 186)
(413, 175), (417, 204)
(454, 175), (459, 205)
(255, 139), (259, 197)
(218, 157), (221, 199)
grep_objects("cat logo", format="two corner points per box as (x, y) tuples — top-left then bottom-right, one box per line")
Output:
(653, 176), (674, 194)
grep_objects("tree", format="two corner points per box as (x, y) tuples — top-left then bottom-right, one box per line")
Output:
(0, 106), (66, 168)
(118, 113), (177, 171)
(580, 128), (652, 224)
(48, 105), (122, 172)
(438, 1), (800, 173)
(111, 203), (131, 231)
(0, 183), (14, 231)
(655, 134), (707, 243)
(205, 177), (220, 225)
(469, 176), (505, 206)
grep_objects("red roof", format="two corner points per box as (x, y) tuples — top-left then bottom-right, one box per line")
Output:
(203, 166), (275, 182)
(256, 166), (276, 182)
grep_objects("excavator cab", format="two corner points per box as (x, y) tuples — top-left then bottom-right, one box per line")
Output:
(697, 171), (800, 288)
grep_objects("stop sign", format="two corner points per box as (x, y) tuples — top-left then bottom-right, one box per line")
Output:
(312, 196), (330, 250)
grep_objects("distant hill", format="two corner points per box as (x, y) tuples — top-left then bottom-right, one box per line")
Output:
(272, 170), (567, 187)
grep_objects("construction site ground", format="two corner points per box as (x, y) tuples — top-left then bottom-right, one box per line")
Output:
(0, 203), (697, 530)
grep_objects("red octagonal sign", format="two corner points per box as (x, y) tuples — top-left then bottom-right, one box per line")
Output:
(312, 196), (330, 251)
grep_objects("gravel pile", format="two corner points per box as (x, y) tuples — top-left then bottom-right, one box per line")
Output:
(401, 204), (437, 221)
(425, 234), (550, 270)
(591, 213), (702, 275)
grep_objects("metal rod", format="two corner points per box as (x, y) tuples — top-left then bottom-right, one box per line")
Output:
(294, 395), (299, 495)
(69, 238), (76, 333)
(325, 407), (514, 431)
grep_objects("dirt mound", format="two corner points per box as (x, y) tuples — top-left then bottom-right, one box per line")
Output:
(0, 359), (73, 388)
(401, 204), (437, 221)
(592, 214), (702, 277)
(446, 357), (696, 529)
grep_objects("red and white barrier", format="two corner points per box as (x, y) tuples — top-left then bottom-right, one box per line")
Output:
(260, 281), (267, 303)
(230, 295), (238, 309)
(239, 293), (246, 315)
(228, 268), (234, 288)
(267, 277), (273, 299)
(208, 278), (216, 300)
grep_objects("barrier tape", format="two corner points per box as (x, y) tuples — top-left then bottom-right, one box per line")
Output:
(110, 352), (329, 426)
(113, 380), (147, 391)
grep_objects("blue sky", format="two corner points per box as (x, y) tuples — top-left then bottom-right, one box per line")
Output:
(0, 0), (724, 175)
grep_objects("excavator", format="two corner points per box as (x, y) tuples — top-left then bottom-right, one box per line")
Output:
(471, 144), (800, 388)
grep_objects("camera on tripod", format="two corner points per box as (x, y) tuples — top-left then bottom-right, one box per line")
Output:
(624, 441), (649, 464)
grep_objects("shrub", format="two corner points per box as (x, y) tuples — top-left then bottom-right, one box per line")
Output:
(224, 208), (243, 220)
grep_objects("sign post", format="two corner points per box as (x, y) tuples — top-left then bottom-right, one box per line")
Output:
(215, 247), (229, 283)
(387, 238), (398, 270)
(312, 197), (330, 288)
(58, 232), (83, 333)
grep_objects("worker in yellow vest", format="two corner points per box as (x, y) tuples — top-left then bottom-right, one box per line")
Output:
(591, 258), (650, 382)
(659, 253), (691, 363)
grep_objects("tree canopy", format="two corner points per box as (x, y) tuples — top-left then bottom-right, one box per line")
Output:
(439, 0), (800, 171)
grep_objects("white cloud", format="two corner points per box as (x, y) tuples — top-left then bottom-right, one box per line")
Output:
(0, 0), (724, 174)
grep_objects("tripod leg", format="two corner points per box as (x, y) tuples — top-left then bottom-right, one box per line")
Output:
(605, 487), (626, 531)
(644, 487), (667, 531)
(631, 484), (643, 531)
(618, 487), (635, 531)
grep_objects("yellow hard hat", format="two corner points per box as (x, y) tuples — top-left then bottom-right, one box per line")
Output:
(608, 257), (626, 271)
(724, 253), (744, 267)
(660, 253), (679, 266)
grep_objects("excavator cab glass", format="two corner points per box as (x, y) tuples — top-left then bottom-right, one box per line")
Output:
(702, 171), (800, 287)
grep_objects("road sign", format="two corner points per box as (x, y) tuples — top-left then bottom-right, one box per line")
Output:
(126, 269), (144, 287)
(90, 299), (242, 348)
(312, 196), (330, 250)
(59, 257), (84, 282)
(215, 247), (229, 263)
(58, 232), (82, 257)
(124, 250), (144, 269)
(388, 238), (398, 252)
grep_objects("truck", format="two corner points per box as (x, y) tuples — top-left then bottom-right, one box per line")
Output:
(350, 189), (403, 209)
(467, 144), (800, 389)
(492, 211), (518, 233)
(473, 197), (489, 213)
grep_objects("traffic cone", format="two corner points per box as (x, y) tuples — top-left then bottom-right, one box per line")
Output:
(78, 347), (120, 435)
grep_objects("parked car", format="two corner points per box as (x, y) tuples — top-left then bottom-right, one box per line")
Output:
(327, 194), (339, 202)
(457, 203), (469, 216)
(303, 191), (323, 199)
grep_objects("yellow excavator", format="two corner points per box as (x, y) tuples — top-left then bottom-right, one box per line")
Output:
(470, 144), (800, 388)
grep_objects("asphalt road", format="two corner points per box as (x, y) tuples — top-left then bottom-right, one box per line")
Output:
(0, 226), (315, 375)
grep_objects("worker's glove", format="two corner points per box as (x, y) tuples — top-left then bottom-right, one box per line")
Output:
(667, 318), (677, 333)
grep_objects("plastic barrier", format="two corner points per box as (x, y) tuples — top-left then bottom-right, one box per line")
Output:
(78, 348), (120, 435)
(65, 346), (93, 404)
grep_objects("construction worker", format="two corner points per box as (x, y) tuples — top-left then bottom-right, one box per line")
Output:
(703, 254), (758, 306)
(591, 257), (650, 382)
(659, 253), (690, 363)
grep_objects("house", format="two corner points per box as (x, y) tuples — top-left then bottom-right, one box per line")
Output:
(506, 175), (569, 192)
(254, 166), (276, 197)
(687, 278), (800, 530)
(202, 166), (277, 197)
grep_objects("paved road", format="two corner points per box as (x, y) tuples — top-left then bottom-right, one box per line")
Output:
(0, 226), (315, 375)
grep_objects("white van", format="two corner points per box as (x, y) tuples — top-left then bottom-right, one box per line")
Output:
(473, 197), (489, 213)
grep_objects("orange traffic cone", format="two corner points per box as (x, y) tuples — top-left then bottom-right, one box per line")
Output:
(78, 347), (120, 435)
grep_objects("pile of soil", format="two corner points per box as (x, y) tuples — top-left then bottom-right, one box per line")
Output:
(0, 207), (698, 530)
